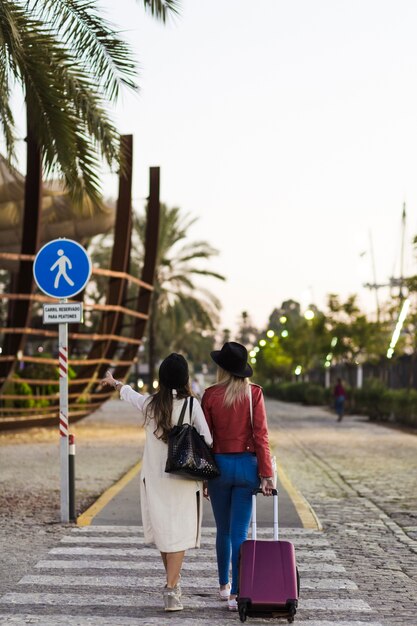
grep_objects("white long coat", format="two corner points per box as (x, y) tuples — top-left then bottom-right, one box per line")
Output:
(120, 386), (213, 552)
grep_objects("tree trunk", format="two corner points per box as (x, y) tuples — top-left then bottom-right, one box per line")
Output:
(148, 290), (159, 386)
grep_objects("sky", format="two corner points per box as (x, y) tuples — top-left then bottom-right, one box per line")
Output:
(16, 1), (417, 332)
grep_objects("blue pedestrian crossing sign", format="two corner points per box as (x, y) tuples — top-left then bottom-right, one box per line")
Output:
(33, 238), (92, 299)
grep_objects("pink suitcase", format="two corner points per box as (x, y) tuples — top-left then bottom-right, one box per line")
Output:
(238, 489), (299, 623)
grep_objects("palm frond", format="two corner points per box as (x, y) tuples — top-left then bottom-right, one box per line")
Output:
(180, 267), (226, 281)
(193, 286), (222, 310)
(142, 0), (180, 23)
(31, 0), (138, 100)
(135, 203), (224, 369)
(175, 250), (221, 264)
(0, 0), (175, 203)
(162, 274), (195, 290)
(0, 48), (16, 159)
(0, 1), (122, 205)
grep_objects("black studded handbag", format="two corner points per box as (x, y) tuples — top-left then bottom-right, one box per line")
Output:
(165, 397), (220, 479)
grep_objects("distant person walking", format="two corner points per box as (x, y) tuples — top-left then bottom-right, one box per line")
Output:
(191, 377), (202, 400)
(334, 378), (347, 422)
(101, 353), (212, 612)
(201, 342), (274, 611)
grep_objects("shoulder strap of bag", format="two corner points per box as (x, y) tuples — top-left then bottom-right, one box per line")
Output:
(249, 384), (253, 427)
(189, 396), (194, 424)
(249, 385), (277, 484)
(177, 398), (188, 427)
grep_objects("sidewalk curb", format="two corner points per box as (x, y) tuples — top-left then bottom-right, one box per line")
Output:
(277, 460), (323, 531)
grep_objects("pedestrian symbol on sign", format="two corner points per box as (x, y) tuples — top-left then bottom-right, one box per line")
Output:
(50, 249), (75, 289)
(33, 238), (92, 299)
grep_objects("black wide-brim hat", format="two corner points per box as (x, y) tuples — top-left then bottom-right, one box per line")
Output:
(210, 341), (253, 378)
(159, 353), (189, 389)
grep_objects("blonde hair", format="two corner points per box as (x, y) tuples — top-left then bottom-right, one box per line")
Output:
(216, 367), (249, 407)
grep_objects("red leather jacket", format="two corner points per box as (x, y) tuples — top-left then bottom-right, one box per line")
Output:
(201, 383), (273, 477)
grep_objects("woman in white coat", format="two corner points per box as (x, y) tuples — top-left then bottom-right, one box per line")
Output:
(101, 353), (212, 612)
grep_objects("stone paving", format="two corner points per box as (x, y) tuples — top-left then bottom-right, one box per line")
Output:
(0, 398), (416, 624)
(269, 402), (417, 625)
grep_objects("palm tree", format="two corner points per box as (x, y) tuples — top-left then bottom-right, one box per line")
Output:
(237, 310), (258, 347)
(0, 0), (179, 204)
(133, 204), (225, 382)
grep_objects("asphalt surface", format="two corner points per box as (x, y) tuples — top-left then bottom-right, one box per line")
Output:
(92, 468), (303, 529)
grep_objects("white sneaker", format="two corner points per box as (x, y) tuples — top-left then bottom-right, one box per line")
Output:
(228, 598), (238, 611)
(219, 583), (231, 600)
(163, 585), (183, 612)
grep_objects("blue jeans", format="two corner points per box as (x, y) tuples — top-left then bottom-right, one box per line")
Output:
(208, 453), (260, 595)
(335, 396), (345, 417)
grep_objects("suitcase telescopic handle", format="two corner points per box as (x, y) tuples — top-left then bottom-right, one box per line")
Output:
(251, 489), (279, 541)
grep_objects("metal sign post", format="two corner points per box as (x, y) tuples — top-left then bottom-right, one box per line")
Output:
(59, 305), (69, 522)
(33, 238), (91, 524)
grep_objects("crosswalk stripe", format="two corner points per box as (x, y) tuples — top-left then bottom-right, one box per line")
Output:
(35, 559), (346, 573)
(18, 574), (357, 591)
(0, 524), (375, 624)
(50, 547), (218, 557)
(297, 562), (347, 573)
(63, 534), (330, 547)
(72, 525), (320, 535)
(0, 592), (221, 608)
(62, 536), (146, 544)
(0, 593), (373, 611)
(18, 574), (221, 588)
(0, 617), (383, 626)
(303, 599), (373, 612)
(50, 545), (337, 559)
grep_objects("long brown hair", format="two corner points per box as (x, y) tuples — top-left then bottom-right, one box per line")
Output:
(145, 381), (192, 443)
(216, 367), (249, 407)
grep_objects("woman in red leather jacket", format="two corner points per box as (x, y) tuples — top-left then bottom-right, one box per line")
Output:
(201, 341), (274, 611)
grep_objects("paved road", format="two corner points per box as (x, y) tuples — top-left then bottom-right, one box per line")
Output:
(0, 398), (416, 625)
(91, 467), (304, 529)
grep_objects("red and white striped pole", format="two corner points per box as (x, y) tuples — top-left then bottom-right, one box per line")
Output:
(59, 301), (69, 522)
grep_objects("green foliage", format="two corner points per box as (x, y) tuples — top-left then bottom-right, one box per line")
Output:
(142, 0), (179, 22)
(19, 359), (75, 407)
(263, 381), (326, 406)
(351, 379), (417, 427)
(20, 360), (59, 394)
(256, 294), (396, 385)
(387, 389), (417, 426)
(263, 377), (417, 428)
(133, 204), (225, 378)
(255, 336), (292, 382)
(304, 384), (327, 406)
(2, 374), (34, 408)
(351, 378), (389, 419)
(326, 294), (391, 363)
(0, 0), (179, 204)
(156, 298), (217, 366)
(255, 300), (331, 381)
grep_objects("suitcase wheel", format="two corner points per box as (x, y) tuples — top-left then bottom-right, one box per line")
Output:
(287, 602), (297, 623)
(238, 599), (249, 623)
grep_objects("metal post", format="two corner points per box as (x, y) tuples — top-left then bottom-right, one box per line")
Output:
(68, 433), (76, 521)
(356, 364), (363, 389)
(59, 311), (69, 522)
(273, 492), (279, 541)
(251, 493), (257, 540)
